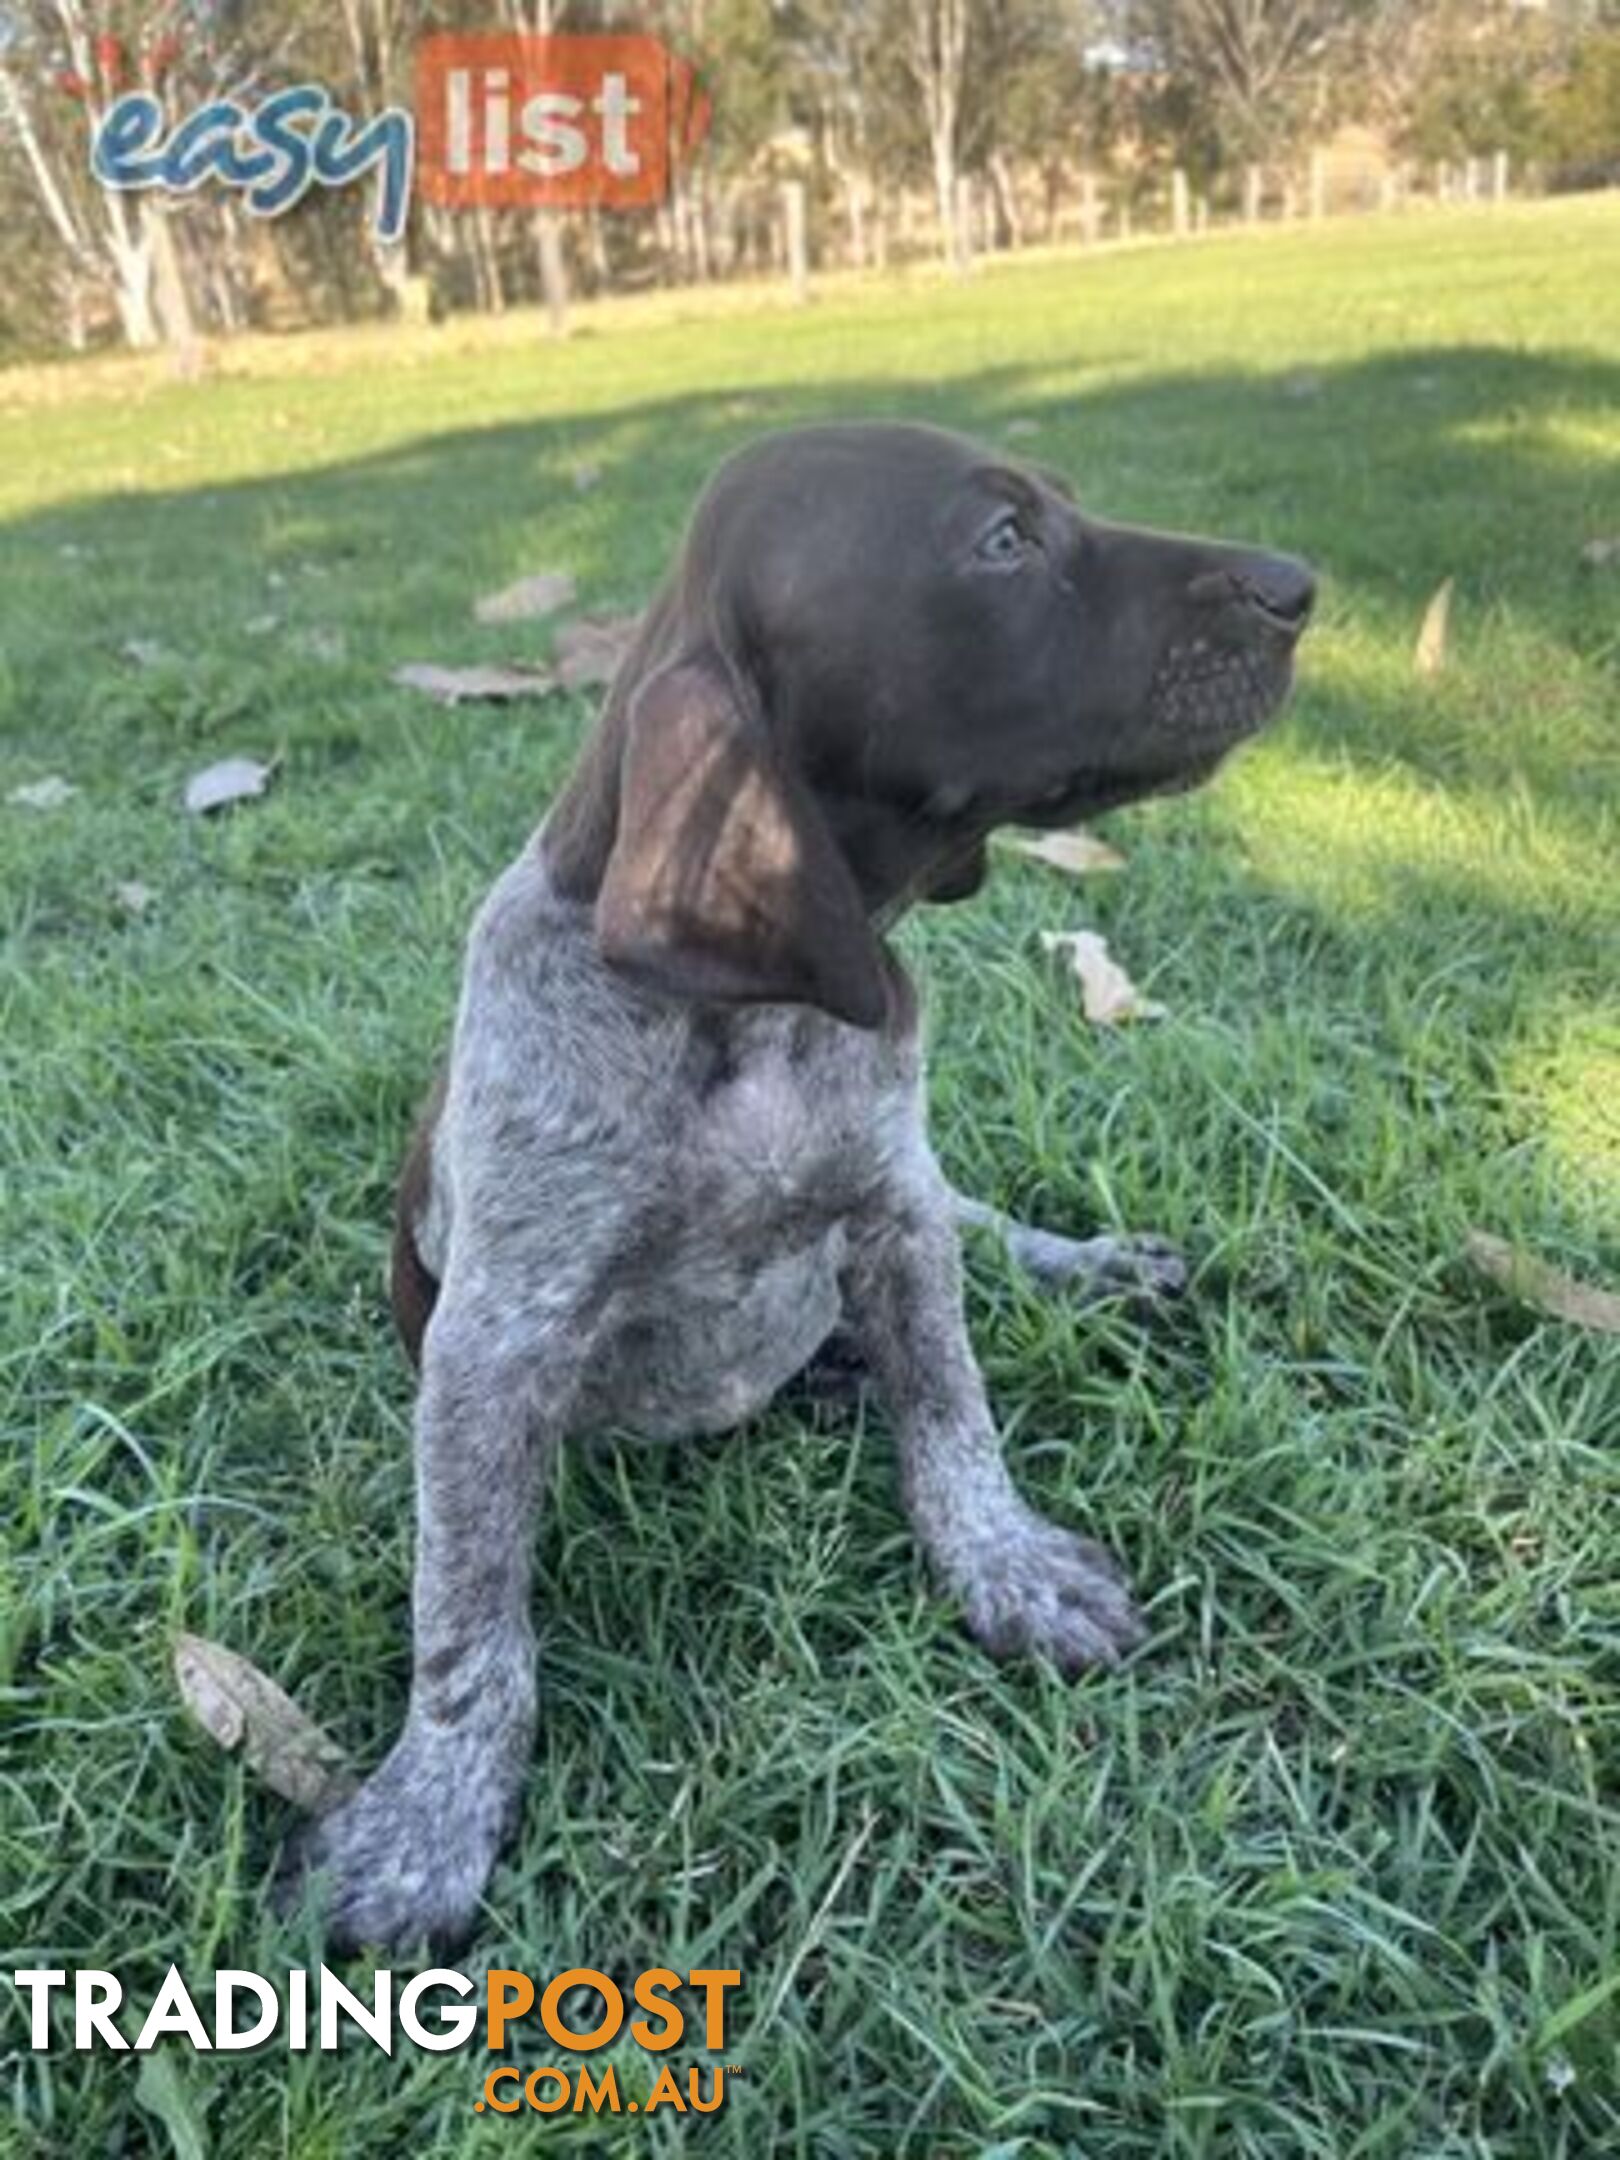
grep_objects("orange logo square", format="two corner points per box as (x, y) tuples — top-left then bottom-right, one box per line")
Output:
(416, 34), (710, 211)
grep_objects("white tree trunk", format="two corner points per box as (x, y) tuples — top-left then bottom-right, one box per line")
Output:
(910, 0), (969, 272)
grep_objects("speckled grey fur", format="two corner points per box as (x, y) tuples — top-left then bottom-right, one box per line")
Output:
(287, 853), (1161, 1948)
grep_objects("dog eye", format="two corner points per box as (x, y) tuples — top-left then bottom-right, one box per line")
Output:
(975, 513), (1029, 568)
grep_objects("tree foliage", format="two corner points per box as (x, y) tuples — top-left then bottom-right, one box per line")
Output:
(0, 0), (1613, 355)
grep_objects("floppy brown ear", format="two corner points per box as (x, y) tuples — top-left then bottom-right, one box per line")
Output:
(594, 657), (889, 1029)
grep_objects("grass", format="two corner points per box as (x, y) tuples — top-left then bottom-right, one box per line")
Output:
(2, 197), (1618, 2156)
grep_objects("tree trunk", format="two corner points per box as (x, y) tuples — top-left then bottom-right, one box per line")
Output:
(475, 207), (506, 313)
(782, 180), (810, 304)
(375, 239), (411, 316)
(912, 0), (969, 273)
(586, 209), (611, 288)
(989, 152), (1023, 250)
(933, 139), (964, 270)
(107, 224), (159, 349)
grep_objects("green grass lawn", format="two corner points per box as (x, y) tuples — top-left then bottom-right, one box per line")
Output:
(3, 199), (1618, 2156)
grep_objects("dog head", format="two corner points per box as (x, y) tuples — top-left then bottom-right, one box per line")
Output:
(545, 422), (1313, 1029)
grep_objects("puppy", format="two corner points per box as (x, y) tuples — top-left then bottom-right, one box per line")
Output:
(286, 421), (1312, 1948)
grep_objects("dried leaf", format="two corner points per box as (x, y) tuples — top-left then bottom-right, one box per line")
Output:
(8, 775), (77, 810)
(392, 660), (557, 705)
(1001, 828), (1127, 877)
(554, 612), (639, 691)
(184, 755), (273, 815)
(243, 612), (281, 636)
(1040, 930), (1167, 1025)
(174, 1632), (355, 1812)
(474, 569), (576, 625)
(115, 880), (153, 916)
(121, 637), (168, 668)
(293, 626), (347, 662)
(1464, 1230), (1620, 1335)
(1414, 578), (1453, 676)
(1579, 536), (1619, 569)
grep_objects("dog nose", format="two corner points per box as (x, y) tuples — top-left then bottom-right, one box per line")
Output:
(1235, 553), (1316, 633)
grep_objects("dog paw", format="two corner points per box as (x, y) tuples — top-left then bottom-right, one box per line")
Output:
(1015, 1228), (1188, 1309)
(275, 1737), (513, 1954)
(954, 1509), (1146, 1672)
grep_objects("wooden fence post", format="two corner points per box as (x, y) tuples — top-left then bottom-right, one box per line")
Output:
(1171, 167), (1190, 238)
(1081, 170), (1101, 246)
(954, 176), (977, 270)
(781, 180), (809, 303)
(1492, 150), (1510, 203)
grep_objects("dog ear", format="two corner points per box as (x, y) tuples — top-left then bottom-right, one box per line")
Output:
(594, 657), (889, 1029)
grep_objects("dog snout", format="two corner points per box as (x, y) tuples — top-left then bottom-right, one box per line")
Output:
(1188, 552), (1316, 642)
(1236, 552), (1315, 633)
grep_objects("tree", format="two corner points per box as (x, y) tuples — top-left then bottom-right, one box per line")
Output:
(902, 0), (973, 266)
(1541, 22), (1620, 182)
(0, 3), (172, 346)
(1128, 0), (1369, 164)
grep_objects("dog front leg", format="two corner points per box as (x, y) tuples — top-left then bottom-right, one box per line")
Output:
(281, 1308), (575, 1951)
(844, 1161), (1145, 1671)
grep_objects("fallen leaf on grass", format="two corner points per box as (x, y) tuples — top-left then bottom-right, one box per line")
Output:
(174, 1633), (355, 1811)
(243, 612), (281, 636)
(1464, 1230), (1620, 1335)
(8, 775), (77, 809)
(115, 880), (153, 916)
(392, 660), (557, 705)
(554, 612), (639, 690)
(1579, 536), (1619, 569)
(121, 637), (169, 668)
(1001, 828), (1127, 877)
(184, 755), (274, 815)
(1414, 578), (1453, 676)
(474, 569), (576, 624)
(293, 625), (347, 663)
(1040, 930), (1166, 1024)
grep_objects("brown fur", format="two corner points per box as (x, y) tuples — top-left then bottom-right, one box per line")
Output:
(389, 1070), (445, 1369)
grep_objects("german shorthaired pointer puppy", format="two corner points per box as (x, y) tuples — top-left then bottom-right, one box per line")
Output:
(284, 421), (1313, 1948)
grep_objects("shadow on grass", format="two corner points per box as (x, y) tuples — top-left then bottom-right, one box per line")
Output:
(11, 336), (1612, 962)
(6, 338), (1615, 797)
(5, 338), (1615, 596)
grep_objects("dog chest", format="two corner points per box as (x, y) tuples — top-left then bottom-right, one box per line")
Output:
(673, 1006), (917, 1225)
